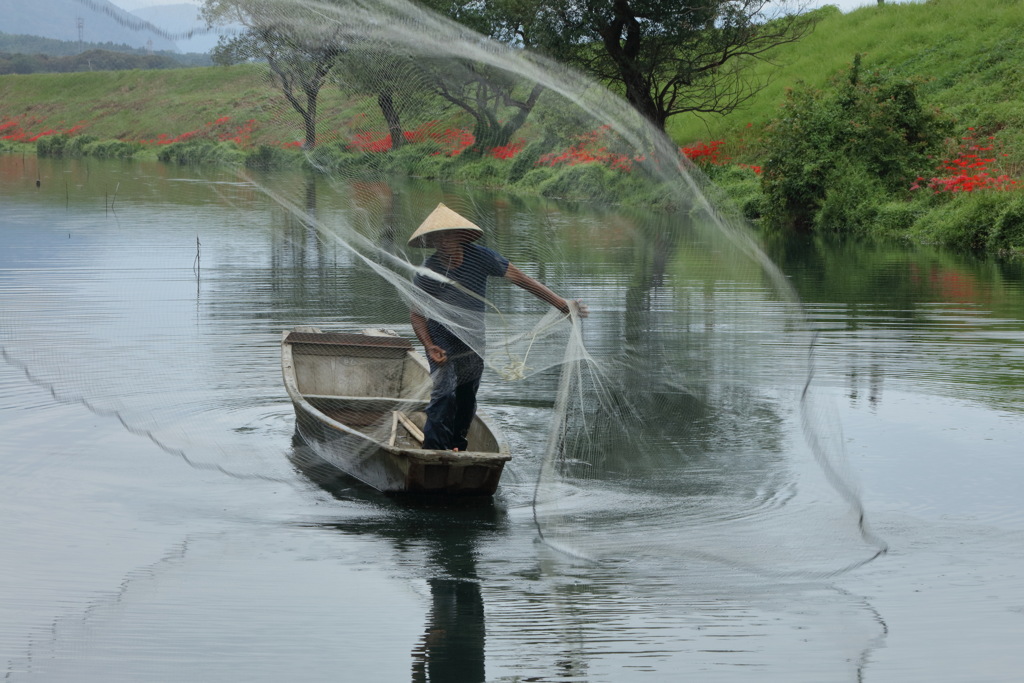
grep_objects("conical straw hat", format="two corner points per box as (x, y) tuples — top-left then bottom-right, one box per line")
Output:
(407, 202), (483, 248)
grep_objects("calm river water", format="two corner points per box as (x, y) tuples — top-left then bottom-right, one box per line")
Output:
(2, 155), (1023, 682)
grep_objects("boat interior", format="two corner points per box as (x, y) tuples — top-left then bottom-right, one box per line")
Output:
(286, 330), (501, 454)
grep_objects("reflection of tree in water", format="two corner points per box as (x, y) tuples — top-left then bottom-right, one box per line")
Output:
(289, 444), (497, 683)
(260, 174), (414, 327)
(268, 172), (334, 309)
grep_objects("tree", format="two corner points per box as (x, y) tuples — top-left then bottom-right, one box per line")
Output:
(416, 58), (545, 154)
(529, 0), (818, 131)
(329, 42), (420, 151)
(413, 0), (550, 155)
(202, 0), (343, 148)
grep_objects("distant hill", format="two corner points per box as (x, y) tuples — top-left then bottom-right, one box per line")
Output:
(0, 0), (179, 51)
(0, 32), (158, 57)
(0, 44), (212, 74)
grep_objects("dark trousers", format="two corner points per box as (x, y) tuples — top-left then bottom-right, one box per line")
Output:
(422, 348), (484, 451)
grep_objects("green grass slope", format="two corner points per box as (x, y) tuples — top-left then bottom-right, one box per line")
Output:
(668, 0), (1024, 172)
(0, 64), (364, 149)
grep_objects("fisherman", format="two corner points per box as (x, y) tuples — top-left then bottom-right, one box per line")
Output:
(409, 202), (587, 451)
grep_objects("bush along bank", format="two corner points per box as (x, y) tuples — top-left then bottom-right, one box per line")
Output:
(725, 56), (1022, 256)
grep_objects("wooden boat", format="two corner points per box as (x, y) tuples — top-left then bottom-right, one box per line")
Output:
(281, 327), (511, 495)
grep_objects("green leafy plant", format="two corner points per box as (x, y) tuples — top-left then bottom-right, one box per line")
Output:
(760, 55), (952, 233)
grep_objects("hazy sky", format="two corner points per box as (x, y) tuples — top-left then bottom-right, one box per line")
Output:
(109, 0), (917, 15)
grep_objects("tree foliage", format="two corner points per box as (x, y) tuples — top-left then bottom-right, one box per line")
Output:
(527, 0), (817, 131)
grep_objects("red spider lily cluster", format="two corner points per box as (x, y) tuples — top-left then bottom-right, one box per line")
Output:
(347, 121), (476, 156)
(535, 129), (755, 174)
(681, 139), (726, 165)
(911, 130), (1018, 194)
(490, 140), (525, 160)
(139, 116), (257, 146)
(538, 125), (638, 171)
(681, 140), (763, 173)
(1, 117), (85, 142)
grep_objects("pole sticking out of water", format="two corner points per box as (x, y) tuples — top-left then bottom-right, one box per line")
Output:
(194, 235), (202, 304)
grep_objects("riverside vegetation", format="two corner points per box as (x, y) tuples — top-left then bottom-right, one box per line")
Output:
(1, 0), (1021, 255)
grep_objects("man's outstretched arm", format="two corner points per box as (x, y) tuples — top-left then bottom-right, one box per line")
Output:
(504, 264), (588, 317)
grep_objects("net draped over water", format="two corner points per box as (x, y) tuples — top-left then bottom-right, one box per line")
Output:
(2, 0), (886, 578)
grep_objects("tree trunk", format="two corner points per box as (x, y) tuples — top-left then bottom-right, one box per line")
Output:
(378, 90), (404, 150)
(303, 86), (318, 149)
(601, 3), (666, 131)
(622, 72), (665, 130)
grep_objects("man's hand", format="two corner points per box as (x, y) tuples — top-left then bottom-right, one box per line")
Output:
(559, 298), (589, 318)
(569, 299), (590, 319)
(426, 344), (448, 364)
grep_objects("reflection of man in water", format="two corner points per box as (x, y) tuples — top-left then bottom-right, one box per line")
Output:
(409, 203), (587, 451)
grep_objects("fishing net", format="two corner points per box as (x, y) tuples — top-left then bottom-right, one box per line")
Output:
(1, 0), (886, 578)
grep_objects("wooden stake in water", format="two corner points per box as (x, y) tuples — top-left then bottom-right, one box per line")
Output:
(194, 235), (202, 304)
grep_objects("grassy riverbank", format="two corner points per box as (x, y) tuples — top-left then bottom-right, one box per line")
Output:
(2, 0), (1022, 253)
(0, 64), (363, 153)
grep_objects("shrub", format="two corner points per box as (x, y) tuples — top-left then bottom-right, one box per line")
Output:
(37, 134), (140, 159)
(909, 191), (1009, 251)
(404, 151), (449, 179)
(451, 156), (508, 186)
(508, 138), (554, 184)
(704, 165), (764, 220)
(65, 134), (99, 156)
(157, 140), (244, 165)
(36, 134), (69, 157)
(84, 139), (140, 159)
(814, 161), (886, 235)
(761, 55), (952, 233)
(515, 165), (558, 193)
(536, 161), (623, 202)
(245, 144), (291, 169)
(988, 195), (1024, 253)
(873, 200), (925, 238)
(391, 142), (452, 180)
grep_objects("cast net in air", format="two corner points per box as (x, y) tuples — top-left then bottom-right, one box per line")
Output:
(1, 0), (886, 577)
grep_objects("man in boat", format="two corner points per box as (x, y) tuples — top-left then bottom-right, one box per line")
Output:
(409, 202), (588, 452)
